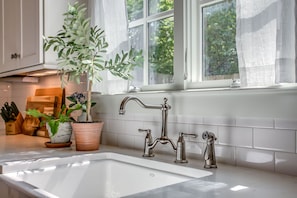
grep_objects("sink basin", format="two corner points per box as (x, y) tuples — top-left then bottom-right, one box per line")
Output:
(1, 152), (212, 198)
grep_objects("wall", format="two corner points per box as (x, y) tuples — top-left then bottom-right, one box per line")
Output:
(92, 87), (297, 176)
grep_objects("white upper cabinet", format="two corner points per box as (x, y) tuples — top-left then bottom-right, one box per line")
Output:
(0, 0), (86, 77)
(0, 0), (42, 74)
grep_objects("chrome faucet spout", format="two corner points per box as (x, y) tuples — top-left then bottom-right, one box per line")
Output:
(119, 96), (163, 115)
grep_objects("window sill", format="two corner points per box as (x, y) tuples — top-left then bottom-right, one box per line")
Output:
(186, 83), (297, 92)
(96, 83), (297, 96)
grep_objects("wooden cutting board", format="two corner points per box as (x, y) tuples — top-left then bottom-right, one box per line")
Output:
(26, 96), (58, 116)
(35, 87), (65, 110)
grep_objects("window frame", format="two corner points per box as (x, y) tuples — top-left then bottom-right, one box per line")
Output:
(128, 0), (175, 90)
(127, 0), (237, 91)
(126, 0), (296, 92)
(186, 0), (237, 89)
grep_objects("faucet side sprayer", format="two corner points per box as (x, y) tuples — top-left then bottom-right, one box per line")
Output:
(202, 131), (217, 169)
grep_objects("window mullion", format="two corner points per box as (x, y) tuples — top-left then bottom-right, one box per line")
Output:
(173, 0), (186, 90)
(143, 0), (149, 85)
(146, 10), (174, 23)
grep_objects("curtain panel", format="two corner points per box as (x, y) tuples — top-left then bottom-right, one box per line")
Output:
(236, 0), (296, 87)
(88, 0), (130, 94)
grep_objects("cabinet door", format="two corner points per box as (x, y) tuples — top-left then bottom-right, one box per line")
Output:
(20, 0), (42, 68)
(0, 0), (41, 73)
(1, 0), (21, 71)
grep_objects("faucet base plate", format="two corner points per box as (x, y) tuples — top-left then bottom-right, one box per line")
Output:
(175, 159), (188, 163)
(143, 154), (154, 157)
(204, 164), (217, 169)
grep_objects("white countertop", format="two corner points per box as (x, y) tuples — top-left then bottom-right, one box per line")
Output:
(0, 134), (296, 198)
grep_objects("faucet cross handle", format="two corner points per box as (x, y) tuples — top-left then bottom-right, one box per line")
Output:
(138, 129), (154, 157)
(175, 132), (198, 163)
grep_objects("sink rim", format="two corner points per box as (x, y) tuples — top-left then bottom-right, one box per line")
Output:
(1, 152), (212, 197)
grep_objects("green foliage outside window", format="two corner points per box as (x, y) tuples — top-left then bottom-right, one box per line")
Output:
(126, 0), (143, 22)
(203, 0), (238, 78)
(149, 17), (174, 76)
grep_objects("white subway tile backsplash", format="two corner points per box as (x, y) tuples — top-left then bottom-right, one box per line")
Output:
(101, 132), (118, 146)
(134, 114), (161, 122)
(236, 117), (274, 128)
(167, 123), (189, 139)
(167, 114), (177, 123)
(106, 119), (124, 133)
(134, 135), (146, 150)
(100, 119), (108, 132)
(122, 120), (143, 135)
(218, 126), (253, 147)
(275, 152), (297, 176)
(254, 128), (296, 153)
(114, 113), (135, 121)
(176, 115), (203, 124)
(275, 119), (297, 130)
(96, 113), (113, 120)
(203, 116), (236, 126)
(142, 121), (161, 138)
(236, 147), (275, 172)
(215, 145), (236, 165)
(186, 141), (204, 156)
(117, 134), (135, 149)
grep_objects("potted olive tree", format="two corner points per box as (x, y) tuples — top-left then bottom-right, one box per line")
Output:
(43, 2), (140, 151)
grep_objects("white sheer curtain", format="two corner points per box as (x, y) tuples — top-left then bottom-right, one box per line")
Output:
(236, 0), (296, 87)
(88, 0), (129, 94)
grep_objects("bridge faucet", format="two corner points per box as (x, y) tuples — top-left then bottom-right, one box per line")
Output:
(119, 96), (176, 156)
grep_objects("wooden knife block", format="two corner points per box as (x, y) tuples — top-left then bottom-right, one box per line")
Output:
(5, 113), (24, 135)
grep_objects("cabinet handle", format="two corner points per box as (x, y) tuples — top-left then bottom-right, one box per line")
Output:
(11, 53), (20, 59)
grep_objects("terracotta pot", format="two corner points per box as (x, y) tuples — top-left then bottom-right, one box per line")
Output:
(72, 122), (104, 151)
(46, 122), (72, 143)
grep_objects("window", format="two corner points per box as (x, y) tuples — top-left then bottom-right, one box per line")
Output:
(126, 0), (174, 89)
(124, 0), (296, 91)
(89, 0), (295, 93)
(186, 0), (241, 89)
(73, 0), (294, 95)
(201, 0), (238, 81)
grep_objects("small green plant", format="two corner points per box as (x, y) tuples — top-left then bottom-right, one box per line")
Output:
(26, 105), (80, 136)
(66, 92), (96, 113)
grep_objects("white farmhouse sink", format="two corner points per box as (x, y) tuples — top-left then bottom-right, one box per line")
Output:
(1, 152), (212, 198)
